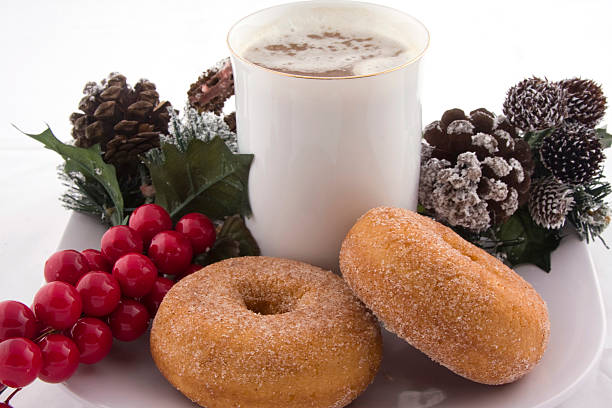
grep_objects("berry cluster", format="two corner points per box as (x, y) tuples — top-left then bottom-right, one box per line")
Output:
(0, 204), (216, 404)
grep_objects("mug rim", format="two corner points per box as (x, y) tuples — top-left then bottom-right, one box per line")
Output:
(226, 0), (430, 80)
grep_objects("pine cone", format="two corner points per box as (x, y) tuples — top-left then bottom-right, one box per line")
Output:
(558, 78), (607, 129)
(69, 73), (172, 172)
(528, 176), (574, 229)
(540, 125), (604, 184)
(188, 58), (236, 131)
(421, 108), (534, 230)
(503, 77), (568, 132)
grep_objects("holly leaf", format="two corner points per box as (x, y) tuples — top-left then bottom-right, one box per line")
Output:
(595, 127), (612, 149)
(523, 128), (554, 149)
(195, 214), (260, 265)
(498, 208), (561, 272)
(144, 137), (253, 220)
(18, 126), (124, 225)
(216, 214), (260, 256)
(202, 239), (241, 264)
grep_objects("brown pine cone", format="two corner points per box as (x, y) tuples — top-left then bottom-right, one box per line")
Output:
(69, 73), (172, 173)
(420, 108), (534, 230)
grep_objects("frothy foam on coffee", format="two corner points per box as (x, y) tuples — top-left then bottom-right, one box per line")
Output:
(241, 27), (414, 77)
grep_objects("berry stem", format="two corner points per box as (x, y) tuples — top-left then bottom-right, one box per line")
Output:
(4, 388), (21, 404)
(34, 328), (57, 343)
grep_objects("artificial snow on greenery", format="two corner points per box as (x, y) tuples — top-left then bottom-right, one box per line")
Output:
(154, 106), (238, 157)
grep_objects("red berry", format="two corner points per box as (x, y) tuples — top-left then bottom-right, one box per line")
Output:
(108, 300), (149, 342)
(32, 282), (82, 330)
(81, 249), (111, 273)
(70, 317), (113, 364)
(175, 213), (216, 254)
(142, 277), (174, 316)
(76, 272), (121, 316)
(44, 250), (90, 285)
(177, 263), (203, 280)
(100, 226), (143, 263)
(0, 301), (37, 342)
(148, 231), (193, 275)
(112, 253), (157, 298)
(37, 334), (79, 383)
(128, 204), (173, 246)
(0, 337), (42, 388)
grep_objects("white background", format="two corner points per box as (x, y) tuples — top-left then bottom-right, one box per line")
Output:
(0, 0), (611, 406)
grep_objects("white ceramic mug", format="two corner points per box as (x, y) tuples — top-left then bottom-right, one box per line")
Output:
(228, 1), (429, 270)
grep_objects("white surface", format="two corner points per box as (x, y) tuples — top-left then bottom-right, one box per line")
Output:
(231, 1), (427, 270)
(0, 0), (611, 406)
(52, 212), (605, 408)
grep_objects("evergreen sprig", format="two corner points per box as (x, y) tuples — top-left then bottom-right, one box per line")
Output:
(568, 176), (612, 247)
(58, 164), (115, 223)
(58, 162), (151, 225)
(147, 106), (238, 165)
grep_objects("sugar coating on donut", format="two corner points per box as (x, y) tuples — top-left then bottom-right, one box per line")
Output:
(339, 207), (550, 385)
(150, 256), (382, 408)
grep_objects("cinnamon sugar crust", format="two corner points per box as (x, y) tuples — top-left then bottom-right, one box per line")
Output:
(339, 207), (550, 385)
(150, 256), (382, 408)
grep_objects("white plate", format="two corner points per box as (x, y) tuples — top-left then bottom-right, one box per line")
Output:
(57, 212), (606, 408)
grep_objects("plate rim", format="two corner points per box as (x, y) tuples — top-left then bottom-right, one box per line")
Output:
(533, 243), (607, 408)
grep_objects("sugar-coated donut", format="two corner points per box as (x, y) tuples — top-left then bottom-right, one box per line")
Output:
(340, 207), (550, 385)
(150, 256), (382, 408)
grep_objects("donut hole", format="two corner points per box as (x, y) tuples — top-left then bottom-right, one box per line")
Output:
(243, 298), (292, 315)
(240, 283), (301, 315)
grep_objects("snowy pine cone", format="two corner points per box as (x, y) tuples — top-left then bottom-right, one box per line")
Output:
(420, 108), (534, 232)
(503, 77), (568, 132)
(528, 176), (574, 229)
(558, 78), (607, 129)
(540, 124), (605, 184)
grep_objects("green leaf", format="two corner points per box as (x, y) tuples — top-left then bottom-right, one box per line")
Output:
(498, 208), (561, 272)
(523, 128), (554, 149)
(144, 137), (253, 220)
(19, 126), (124, 225)
(595, 127), (612, 149)
(195, 214), (260, 265)
(216, 214), (260, 256)
(201, 239), (241, 264)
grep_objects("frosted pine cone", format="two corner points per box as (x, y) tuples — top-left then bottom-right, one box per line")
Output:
(528, 177), (574, 229)
(503, 77), (568, 131)
(187, 58), (236, 131)
(558, 78), (607, 129)
(420, 152), (491, 232)
(420, 108), (534, 231)
(540, 125), (604, 184)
